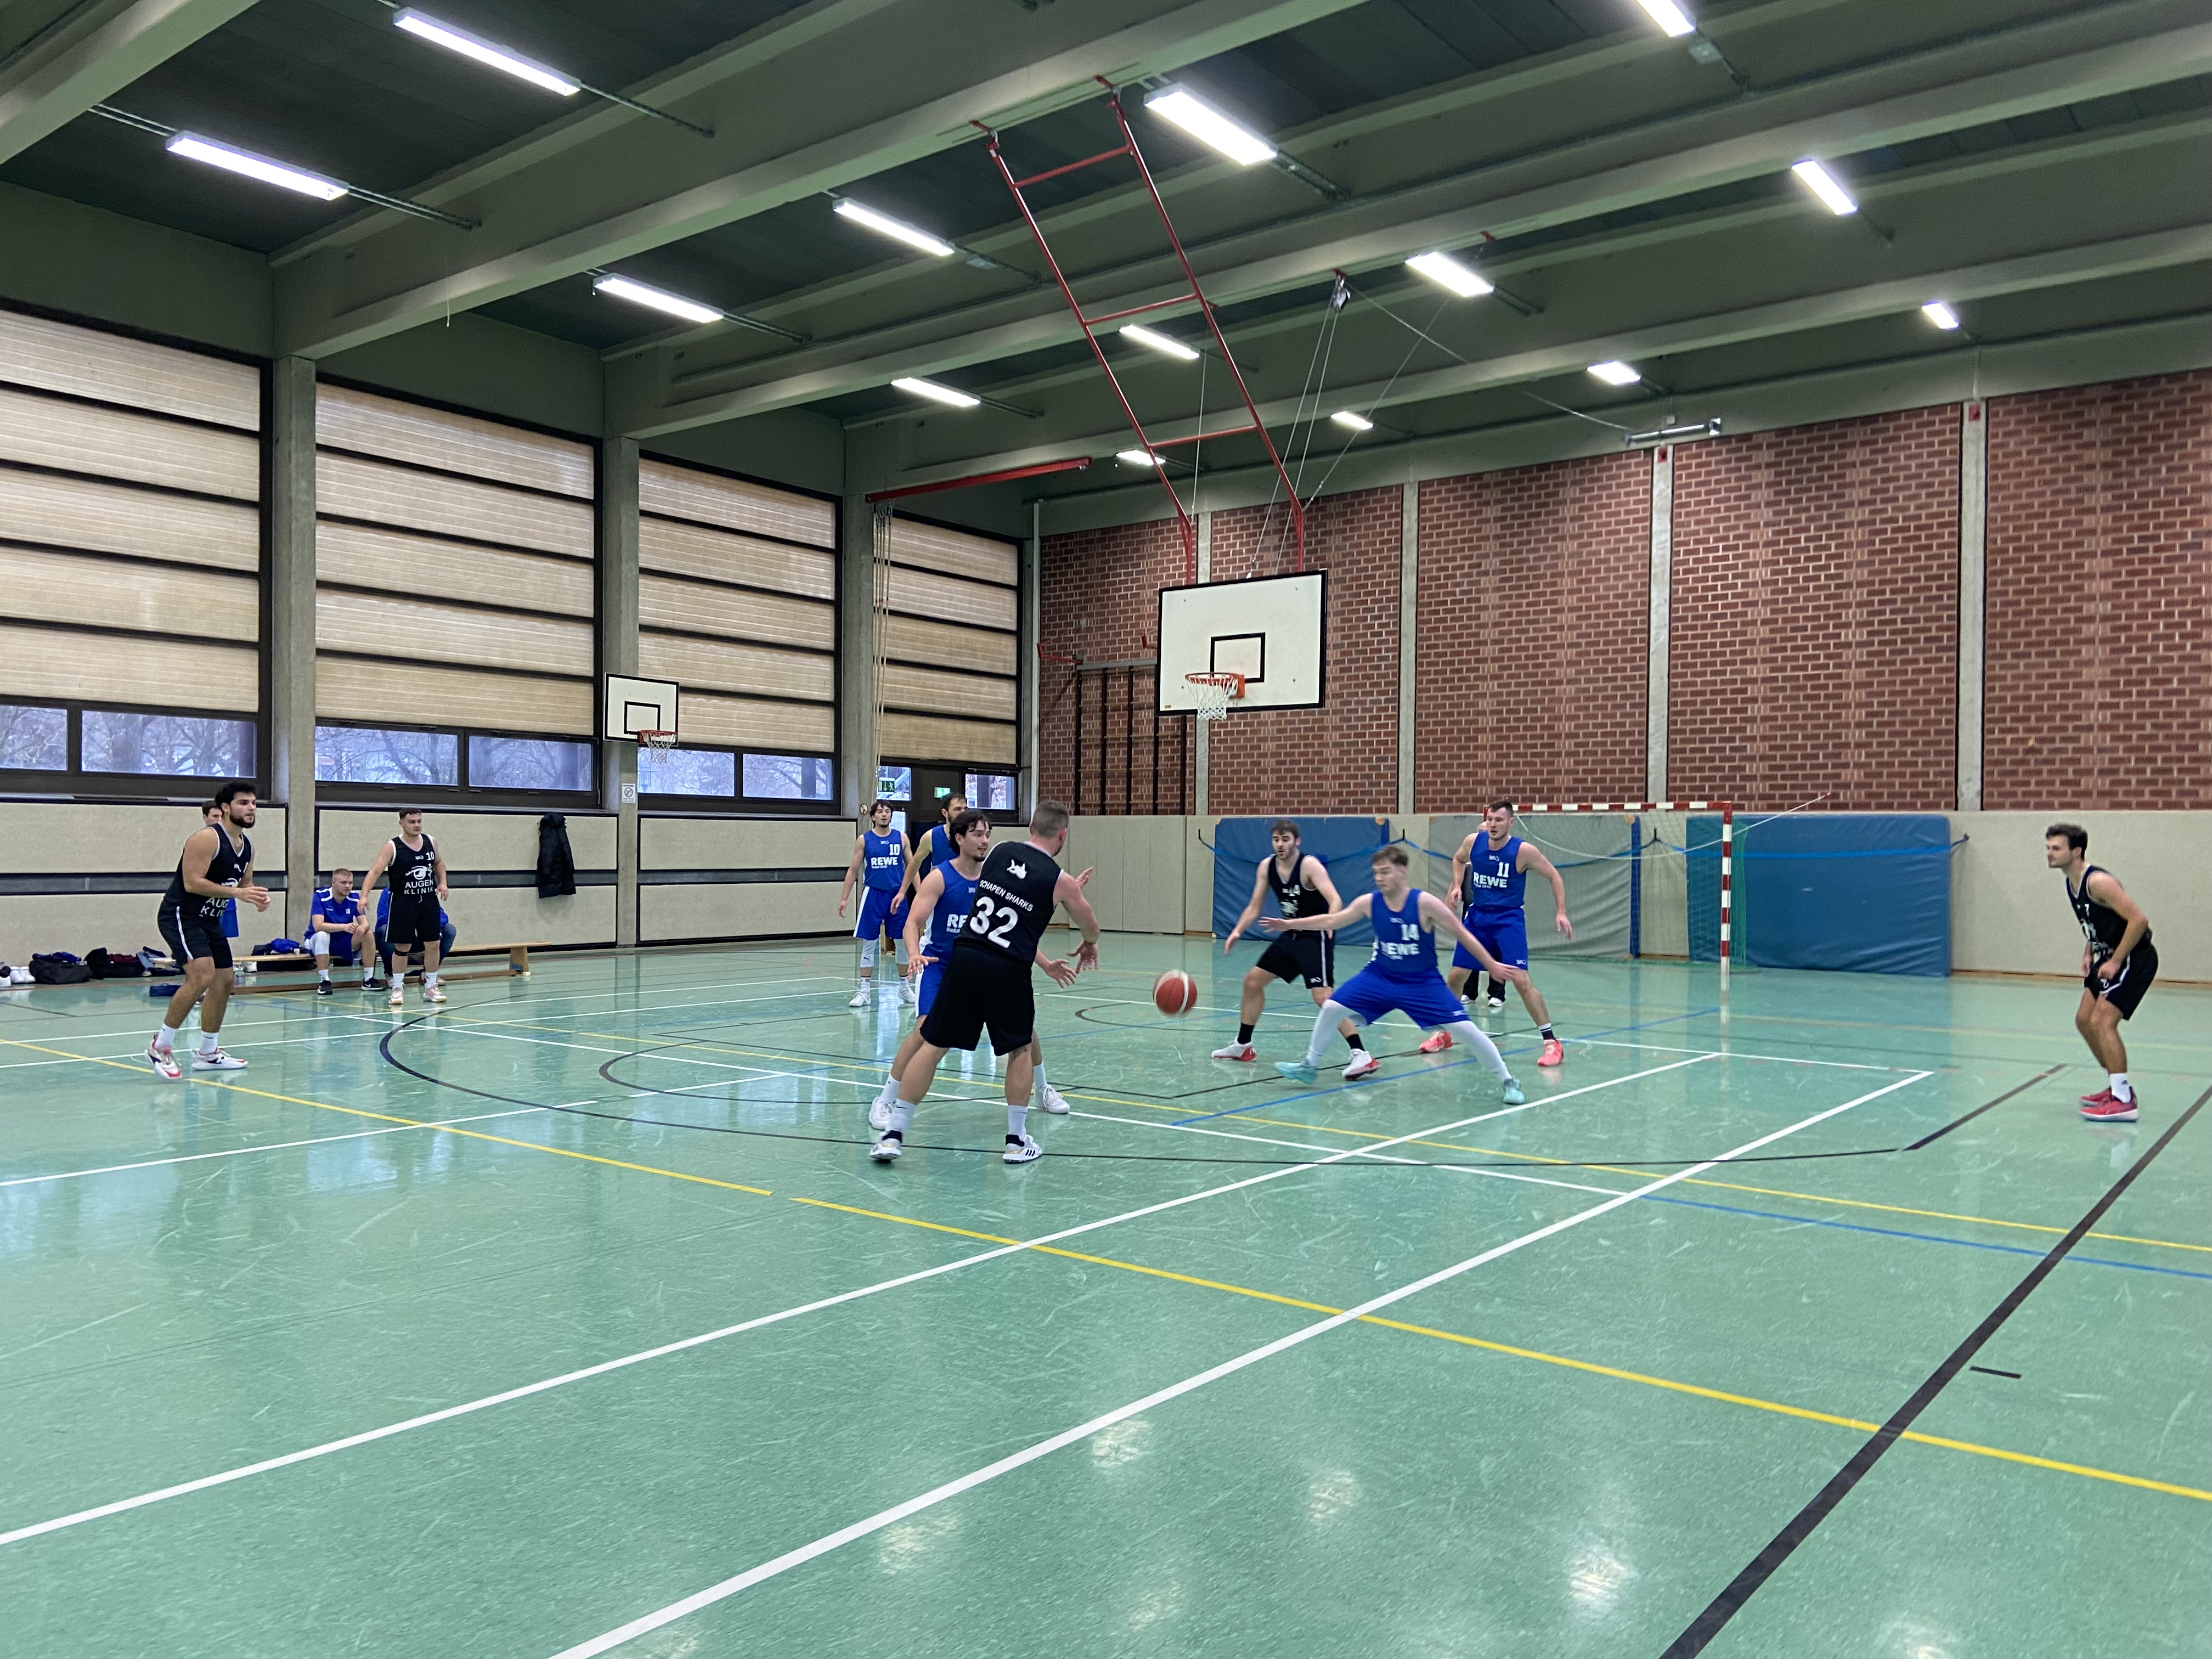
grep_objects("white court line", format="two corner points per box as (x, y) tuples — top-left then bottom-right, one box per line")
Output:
(0, 1025), (402, 1072)
(0, 1054), (1708, 1551)
(0, 1010), (394, 1064)
(0, 1106), (558, 1189)
(551, 1068), (1931, 1659)
(1572, 1037), (1901, 1071)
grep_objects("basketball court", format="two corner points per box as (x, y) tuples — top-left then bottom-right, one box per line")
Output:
(4, 938), (2205, 1656)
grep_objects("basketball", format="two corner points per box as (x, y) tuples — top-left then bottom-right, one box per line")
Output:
(1153, 969), (1198, 1017)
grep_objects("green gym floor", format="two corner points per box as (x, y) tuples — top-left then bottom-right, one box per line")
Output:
(1, 939), (2205, 1658)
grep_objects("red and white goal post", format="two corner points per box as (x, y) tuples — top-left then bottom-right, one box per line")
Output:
(1514, 800), (1735, 989)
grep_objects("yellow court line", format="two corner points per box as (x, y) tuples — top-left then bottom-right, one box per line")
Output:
(1062, 1091), (2212, 1259)
(14, 1037), (2205, 1505)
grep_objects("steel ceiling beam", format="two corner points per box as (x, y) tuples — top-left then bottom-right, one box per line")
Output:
(268, 0), (1375, 359)
(0, 0), (257, 165)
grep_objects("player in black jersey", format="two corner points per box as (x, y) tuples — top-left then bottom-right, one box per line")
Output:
(2046, 823), (2157, 1122)
(148, 781), (270, 1079)
(872, 799), (1101, 1167)
(363, 808), (450, 1008)
(1216, 821), (1374, 1079)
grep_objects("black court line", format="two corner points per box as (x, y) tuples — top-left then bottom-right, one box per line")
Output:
(1658, 1080), (2211, 1659)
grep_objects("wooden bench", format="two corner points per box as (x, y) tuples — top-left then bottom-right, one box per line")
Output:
(232, 942), (545, 992)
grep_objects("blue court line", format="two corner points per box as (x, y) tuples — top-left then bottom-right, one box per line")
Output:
(1171, 1006), (1722, 1126)
(1645, 1195), (2212, 1281)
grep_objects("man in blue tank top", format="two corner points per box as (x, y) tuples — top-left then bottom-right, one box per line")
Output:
(838, 801), (915, 1007)
(894, 792), (968, 910)
(1259, 845), (1523, 1102)
(1423, 799), (1572, 1069)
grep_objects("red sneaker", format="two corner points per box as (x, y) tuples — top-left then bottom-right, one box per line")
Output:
(2079, 1087), (2115, 1105)
(1538, 1038), (1565, 1068)
(1418, 1032), (1453, 1054)
(2080, 1093), (2138, 1123)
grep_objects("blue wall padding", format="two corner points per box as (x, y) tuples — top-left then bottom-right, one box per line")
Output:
(1688, 813), (1953, 976)
(1212, 817), (1391, 946)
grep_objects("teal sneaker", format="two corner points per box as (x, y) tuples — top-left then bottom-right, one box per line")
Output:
(1500, 1075), (1526, 1105)
(1274, 1061), (1318, 1084)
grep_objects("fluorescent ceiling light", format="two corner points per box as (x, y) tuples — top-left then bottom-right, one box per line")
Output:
(392, 10), (579, 95)
(1116, 449), (1161, 466)
(1632, 0), (1697, 37)
(593, 274), (722, 326)
(1143, 86), (1276, 166)
(1921, 300), (1962, 331)
(163, 132), (348, 200)
(1791, 158), (1858, 216)
(834, 199), (955, 258)
(1404, 250), (1493, 297)
(1121, 324), (1199, 361)
(893, 376), (980, 408)
(1588, 360), (1641, 386)
(1330, 410), (1374, 431)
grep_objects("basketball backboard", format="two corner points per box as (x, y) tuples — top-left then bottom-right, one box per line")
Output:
(603, 674), (679, 741)
(1156, 572), (1325, 713)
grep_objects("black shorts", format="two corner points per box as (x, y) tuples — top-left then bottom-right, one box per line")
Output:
(919, 950), (1035, 1056)
(158, 899), (233, 972)
(1257, 931), (1334, 990)
(386, 893), (443, 947)
(2088, 943), (2157, 1019)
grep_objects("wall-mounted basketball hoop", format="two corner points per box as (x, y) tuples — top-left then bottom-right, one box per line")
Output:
(1185, 672), (1245, 721)
(635, 729), (676, 753)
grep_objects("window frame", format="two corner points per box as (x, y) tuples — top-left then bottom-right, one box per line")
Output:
(635, 740), (839, 814)
(888, 758), (1023, 825)
(312, 718), (596, 809)
(0, 696), (262, 800)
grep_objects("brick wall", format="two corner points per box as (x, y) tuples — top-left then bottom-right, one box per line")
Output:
(1667, 407), (1962, 812)
(1983, 369), (2212, 810)
(1414, 452), (1649, 811)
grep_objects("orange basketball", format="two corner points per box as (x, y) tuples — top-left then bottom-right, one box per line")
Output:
(1153, 969), (1199, 1017)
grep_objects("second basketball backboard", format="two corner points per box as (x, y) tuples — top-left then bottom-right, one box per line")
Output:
(1156, 572), (1325, 714)
(603, 674), (679, 741)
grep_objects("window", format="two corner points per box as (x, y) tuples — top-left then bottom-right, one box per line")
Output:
(469, 735), (592, 792)
(82, 712), (254, 777)
(317, 725), (459, 787)
(0, 703), (66, 770)
(966, 772), (1017, 812)
(640, 747), (736, 798)
(876, 764), (912, 801)
(746, 753), (833, 801)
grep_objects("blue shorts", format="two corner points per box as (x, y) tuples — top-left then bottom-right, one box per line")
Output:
(856, 887), (910, 941)
(917, 960), (947, 1017)
(1331, 963), (1468, 1031)
(1453, 910), (1528, 974)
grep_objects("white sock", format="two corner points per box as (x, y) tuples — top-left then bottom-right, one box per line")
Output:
(1446, 1020), (1509, 1080)
(1033, 1064), (1048, 1093)
(155, 1024), (180, 1051)
(876, 1073), (900, 1105)
(887, 1099), (916, 1136)
(424, 971), (438, 988)
(198, 1031), (221, 1054)
(1306, 1001), (1354, 1067)
(1008, 1102), (1029, 1139)
(318, 968), (330, 983)
(2110, 1073), (2132, 1102)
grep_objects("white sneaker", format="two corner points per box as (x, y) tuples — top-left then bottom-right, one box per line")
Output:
(1037, 1084), (1070, 1115)
(849, 985), (873, 1008)
(389, 985), (405, 1008)
(868, 1094), (896, 1131)
(899, 977), (918, 1004)
(870, 1134), (903, 1163)
(1341, 1051), (1380, 1081)
(148, 1043), (181, 1081)
(1003, 1132), (1043, 1165)
(1211, 1041), (1257, 1061)
(1486, 996), (1506, 1013)
(424, 984), (447, 1005)
(190, 1047), (247, 1071)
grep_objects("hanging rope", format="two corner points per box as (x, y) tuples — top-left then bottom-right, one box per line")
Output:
(871, 502), (894, 814)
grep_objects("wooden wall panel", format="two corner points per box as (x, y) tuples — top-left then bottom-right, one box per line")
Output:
(316, 657), (592, 735)
(317, 591), (591, 675)
(878, 613), (1019, 674)
(885, 518), (1018, 585)
(316, 522), (592, 617)
(639, 460), (834, 548)
(680, 692), (836, 751)
(880, 662), (1015, 722)
(637, 574), (833, 651)
(638, 632), (834, 702)
(0, 470), (258, 571)
(317, 385), (592, 498)
(639, 515), (834, 598)
(884, 566), (1018, 630)
(0, 546), (257, 640)
(879, 710), (1017, 764)
(317, 453), (591, 557)
(0, 623), (256, 708)
(0, 386), (258, 500)
(0, 309), (260, 429)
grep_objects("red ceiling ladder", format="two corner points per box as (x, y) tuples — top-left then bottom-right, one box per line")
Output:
(983, 85), (1304, 582)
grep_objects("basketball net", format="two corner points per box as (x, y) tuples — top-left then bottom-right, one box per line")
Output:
(636, 729), (676, 753)
(1186, 671), (1244, 722)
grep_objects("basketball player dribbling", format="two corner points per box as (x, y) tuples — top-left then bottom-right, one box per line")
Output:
(362, 808), (449, 1007)
(1215, 820), (1375, 1079)
(148, 781), (269, 1078)
(1420, 800), (1571, 1068)
(2046, 823), (2158, 1122)
(839, 801), (915, 1006)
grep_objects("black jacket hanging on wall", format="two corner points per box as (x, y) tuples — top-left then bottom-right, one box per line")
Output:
(537, 814), (578, 898)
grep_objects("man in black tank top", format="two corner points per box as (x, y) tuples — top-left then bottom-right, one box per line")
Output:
(1216, 820), (1372, 1077)
(364, 808), (450, 1008)
(148, 781), (271, 1080)
(873, 798), (1102, 1167)
(2046, 823), (2157, 1122)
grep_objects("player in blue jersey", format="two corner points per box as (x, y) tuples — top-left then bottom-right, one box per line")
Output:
(308, 867), (374, 996)
(1259, 844), (1522, 1101)
(838, 800), (916, 1007)
(1420, 798), (1572, 1068)
(870, 809), (1077, 1130)
(894, 792), (968, 911)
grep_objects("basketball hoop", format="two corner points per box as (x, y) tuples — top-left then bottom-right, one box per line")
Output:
(635, 729), (676, 753)
(1185, 672), (1245, 722)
